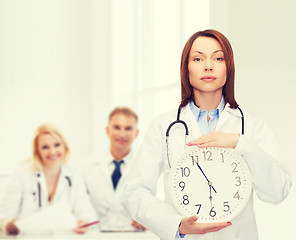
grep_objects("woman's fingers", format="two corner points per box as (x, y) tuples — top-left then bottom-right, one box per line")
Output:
(179, 216), (232, 235)
(73, 219), (89, 234)
(200, 221), (232, 234)
(6, 219), (19, 235)
(187, 132), (240, 148)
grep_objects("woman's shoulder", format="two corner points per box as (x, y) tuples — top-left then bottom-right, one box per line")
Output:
(13, 160), (35, 174)
(239, 108), (265, 126)
(233, 106), (272, 136)
(61, 164), (84, 182)
(6, 160), (36, 185)
(151, 107), (180, 125)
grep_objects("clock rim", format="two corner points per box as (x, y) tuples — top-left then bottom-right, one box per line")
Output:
(168, 146), (253, 223)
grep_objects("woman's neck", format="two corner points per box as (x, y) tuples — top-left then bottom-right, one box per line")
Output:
(193, 92), (223, 112)
(43, 164), (61, 203)
(43, 164), (61, 178)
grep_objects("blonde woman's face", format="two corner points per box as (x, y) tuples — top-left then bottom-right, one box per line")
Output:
(37, 133), (66, 168)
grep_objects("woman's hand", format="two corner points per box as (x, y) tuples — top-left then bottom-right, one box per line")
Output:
(6, 219), (19, 235)
(187, 132), (240, 149)
(131, 220), (146, 231)
(179, 215), (231, 235)
(73, 219), (89, 234)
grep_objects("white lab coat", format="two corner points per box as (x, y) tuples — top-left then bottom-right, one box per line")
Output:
(121, 103), (292, 240)
(82, 150), (135, 230)
(0, 161), (97, 233)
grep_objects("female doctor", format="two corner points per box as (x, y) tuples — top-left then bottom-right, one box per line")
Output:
(0, 123), (97, 235)
(121, 29), (292, 240)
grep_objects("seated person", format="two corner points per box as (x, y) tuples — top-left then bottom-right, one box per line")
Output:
(0, 123), (97, 235)
(82, 107), (145, 231)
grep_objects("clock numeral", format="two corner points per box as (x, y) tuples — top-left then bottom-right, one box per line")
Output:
(190, 155), (199, 165)
(220, 153), (224, 163)
(203, 151), (213, 161)
(233, 190), (240, 200)
(235, 176), (241, 186)
(179, 181), (185, 191)
(209, 207), (216, 217)
(180, 167), (190, 177)
(231, 162), (238, 173)
(223, 202), (230, 212)
(182, 195), (189, 205)
(195, 204), (202, 214)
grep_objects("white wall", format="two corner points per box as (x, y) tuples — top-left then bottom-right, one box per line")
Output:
(0, 0), (94, 173)
(0, 0), (211, 172)
(210, 0), (296, 174)
(91, 0), (211, 154)
(210, 1), (296, 239)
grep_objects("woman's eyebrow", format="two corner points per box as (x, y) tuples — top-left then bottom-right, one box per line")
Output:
(193, 50), (223, 54)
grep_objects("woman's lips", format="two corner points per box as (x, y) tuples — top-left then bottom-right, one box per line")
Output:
(201, 76), (216, 82)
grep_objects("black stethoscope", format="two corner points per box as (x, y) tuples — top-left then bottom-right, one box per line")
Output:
(35, 173), (72, 208)
(165, 105), (245, 168)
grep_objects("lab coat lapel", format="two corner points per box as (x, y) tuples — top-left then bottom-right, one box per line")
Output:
(166, 104), (202, 167)
(93, 150), (117, 193)
(181, 104), (202, 140)
(36, 172), (48, 207)
(104, 151), (117, 189)
(215, 104), (242, 132)
(54, 166), (71, 200)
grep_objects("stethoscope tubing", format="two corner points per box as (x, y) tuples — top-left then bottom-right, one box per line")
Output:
(36, 175), (72, 208)
(166, 105), (245, 168)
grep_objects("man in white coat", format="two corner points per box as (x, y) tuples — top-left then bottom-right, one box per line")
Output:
(82, 107), (146, 231)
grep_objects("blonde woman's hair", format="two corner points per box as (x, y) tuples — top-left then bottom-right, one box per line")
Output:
(31, 123), (70, 172)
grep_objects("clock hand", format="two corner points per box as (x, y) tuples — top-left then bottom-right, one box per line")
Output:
(195, 162), (217, 193)
(209, 182), (213, 207)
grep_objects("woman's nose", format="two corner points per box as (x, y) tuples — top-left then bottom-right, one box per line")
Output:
(49, 147), (56, 155)
(204, 60), (213, 72)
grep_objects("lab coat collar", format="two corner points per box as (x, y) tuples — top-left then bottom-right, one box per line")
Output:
(36, 165), (72, 203)
(180, 103), (202, 140)
(216, 103), (243, 131)
(91, 148), (134, 165)
(54, 165), (72, 199)
(180, 103), (242, 139)
(104, 148), (135, 166)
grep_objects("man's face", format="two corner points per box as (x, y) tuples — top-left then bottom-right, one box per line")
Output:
(106, 113), (139, 153)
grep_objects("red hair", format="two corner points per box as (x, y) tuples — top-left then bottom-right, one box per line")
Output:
(179, 29), (238, 109)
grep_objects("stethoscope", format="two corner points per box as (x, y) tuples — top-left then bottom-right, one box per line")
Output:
(165, 105), (245, 168)
(35, 173), (72, 208)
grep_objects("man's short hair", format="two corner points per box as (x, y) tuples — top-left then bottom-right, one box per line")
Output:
(108, 107), (138, 123)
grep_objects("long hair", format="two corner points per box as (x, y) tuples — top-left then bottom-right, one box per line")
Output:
(31, 123), (70, 172)
(179, 29), (238, 109)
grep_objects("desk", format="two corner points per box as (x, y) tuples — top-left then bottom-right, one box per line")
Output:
(0, 230), (160, 240)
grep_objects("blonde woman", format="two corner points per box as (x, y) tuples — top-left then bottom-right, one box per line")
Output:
(0, 123), (97, 235)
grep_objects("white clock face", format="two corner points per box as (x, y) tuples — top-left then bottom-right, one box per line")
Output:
(169, 147), (252, 223)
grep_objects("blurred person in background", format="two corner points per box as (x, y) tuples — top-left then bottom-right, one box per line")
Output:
(0, 123), (97, 235)
(82, 107), (145, 232)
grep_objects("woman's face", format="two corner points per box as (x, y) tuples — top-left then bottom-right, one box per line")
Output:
(188, 36), (227, 97)
(37, 133), (65, 168)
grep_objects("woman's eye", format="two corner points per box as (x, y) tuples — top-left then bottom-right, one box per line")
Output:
(215, 57), (224, 61)
(194, 57), (201, 62)
(55, 143), (61, 147)
(42, 145), (49, 150)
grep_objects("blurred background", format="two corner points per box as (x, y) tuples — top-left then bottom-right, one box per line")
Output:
(0, 0), (295, 238)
